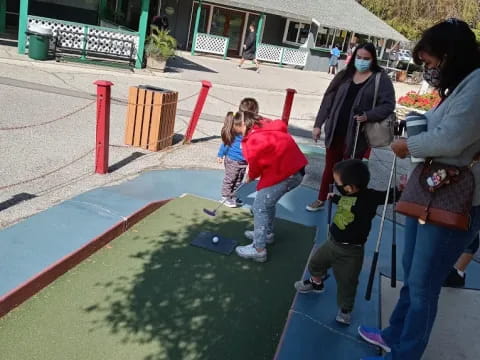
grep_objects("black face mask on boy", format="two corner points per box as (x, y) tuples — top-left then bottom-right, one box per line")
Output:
(335, 184), (350, 196)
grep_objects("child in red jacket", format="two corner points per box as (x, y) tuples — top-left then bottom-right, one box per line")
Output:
(235, 111), (308, 262)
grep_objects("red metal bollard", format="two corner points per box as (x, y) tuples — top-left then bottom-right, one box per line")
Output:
(94, 80), (113, 174)
(281, 88), (297, 124)
(184, 80), (212, 144)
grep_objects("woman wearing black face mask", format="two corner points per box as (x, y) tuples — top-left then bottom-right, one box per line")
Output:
(358, 19), (480, 360)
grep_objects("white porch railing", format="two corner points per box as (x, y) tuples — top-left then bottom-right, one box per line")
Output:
(256, 43), (309, 67)
(193, 33), (229, 59)
(27, 16), (139, 59)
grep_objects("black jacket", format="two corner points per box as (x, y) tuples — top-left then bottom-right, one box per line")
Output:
(244, 32), (256, 56)
(314, 70), (395, 157)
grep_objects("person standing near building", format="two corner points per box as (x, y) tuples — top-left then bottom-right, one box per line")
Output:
(328, 44), (341, 74)
(238, 24), (260, 71)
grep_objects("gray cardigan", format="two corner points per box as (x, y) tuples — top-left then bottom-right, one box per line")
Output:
(314, 70), (396, 158)
(408, 68), (480, 206)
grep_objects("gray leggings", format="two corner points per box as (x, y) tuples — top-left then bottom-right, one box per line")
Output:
(252, 171), (304, 249)
(222, 157), (247, 199)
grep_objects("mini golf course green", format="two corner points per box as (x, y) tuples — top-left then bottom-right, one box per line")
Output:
(0, 195), (315, 360)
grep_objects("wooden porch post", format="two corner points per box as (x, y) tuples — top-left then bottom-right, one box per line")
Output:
(256, 13), (264, 48)
(191, 0), (202, 55)
(0, 0), (6, 33)
(116, 0), (124, 22)
(99, 0), (107, 19)
(135, 0), (150, 69)
(18, 0), (29, 54)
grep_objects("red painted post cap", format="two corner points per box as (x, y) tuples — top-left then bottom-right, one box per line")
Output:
(286, 88), (297, 93)
(201, 80), (213, 88)
(94, 80), (114, 87)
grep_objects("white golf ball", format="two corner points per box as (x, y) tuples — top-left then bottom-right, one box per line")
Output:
(212, 236), (219, 244)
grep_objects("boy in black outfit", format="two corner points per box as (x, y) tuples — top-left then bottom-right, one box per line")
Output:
(294, 159), (402, 325)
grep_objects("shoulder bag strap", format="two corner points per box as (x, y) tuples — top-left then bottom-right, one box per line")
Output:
(372, 72), (381, 109)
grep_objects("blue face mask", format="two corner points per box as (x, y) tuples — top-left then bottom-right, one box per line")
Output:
(354, 59), (372, 73)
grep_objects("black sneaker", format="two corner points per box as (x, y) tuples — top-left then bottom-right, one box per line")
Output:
(443, 268), (466, 288)
(294, 278), (324, 293)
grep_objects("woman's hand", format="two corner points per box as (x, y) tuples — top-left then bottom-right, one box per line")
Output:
(327, 192), (335, 200)
(244, 175), (252, 184)
(391, 139), (410, 159)
(217, 157), (224, 164)
(354, 113), (368, 123)
(398, 174), (408, 191)
(312, 127), (322, 142)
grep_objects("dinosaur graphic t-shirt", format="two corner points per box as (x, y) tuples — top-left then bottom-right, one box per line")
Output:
(330, 188), (397, 245)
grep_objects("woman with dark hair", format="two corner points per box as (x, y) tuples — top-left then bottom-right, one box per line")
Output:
(358, 19), (480, 360)
(306, 43), (396, 211)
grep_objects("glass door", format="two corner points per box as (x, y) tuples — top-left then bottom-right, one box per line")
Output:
(210, 7), (246, 56)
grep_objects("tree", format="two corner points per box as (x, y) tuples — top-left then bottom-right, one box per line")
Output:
(359, 0), (480, 40)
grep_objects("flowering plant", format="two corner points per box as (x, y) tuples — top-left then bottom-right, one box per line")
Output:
(397, 91), (441, 111)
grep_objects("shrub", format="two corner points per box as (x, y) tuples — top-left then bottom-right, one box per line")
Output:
(145, 26), (177, 60)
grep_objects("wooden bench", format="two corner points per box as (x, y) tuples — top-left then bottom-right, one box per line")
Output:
(54, 29), (136, 68)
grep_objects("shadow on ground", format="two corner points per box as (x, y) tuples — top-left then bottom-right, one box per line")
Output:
(166, 56), (218, 74)
(81, 198), (315, 360)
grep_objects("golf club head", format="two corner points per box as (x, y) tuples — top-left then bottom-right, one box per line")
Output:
(203, 208), (217, 217)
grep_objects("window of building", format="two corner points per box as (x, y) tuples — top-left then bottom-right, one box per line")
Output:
(283, 19), (310, 46)
(315, 27), (350, 51)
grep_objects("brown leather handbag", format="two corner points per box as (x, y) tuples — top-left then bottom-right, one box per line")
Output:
(396, 154), (480, 231)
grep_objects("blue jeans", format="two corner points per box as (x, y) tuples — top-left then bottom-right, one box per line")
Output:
(252, 172), (304, 249)
(382, 206), (480, 360)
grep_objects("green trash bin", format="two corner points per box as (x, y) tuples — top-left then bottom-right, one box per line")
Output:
(27, 24), (53, 60)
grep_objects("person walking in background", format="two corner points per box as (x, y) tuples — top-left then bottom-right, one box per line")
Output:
(217, 112), (247, 208)
(238, 24), (259, 71)
(328, 44), (341, 74)
(306, 43), (396, 212)
(358, 19), (480, 360)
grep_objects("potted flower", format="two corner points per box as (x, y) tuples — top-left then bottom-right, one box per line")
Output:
(145, 26), (177, 72)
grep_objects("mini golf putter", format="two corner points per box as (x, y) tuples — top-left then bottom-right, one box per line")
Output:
(203, 183), (247, 217)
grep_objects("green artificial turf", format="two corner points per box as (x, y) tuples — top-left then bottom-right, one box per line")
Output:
(0, 195), (316, 360)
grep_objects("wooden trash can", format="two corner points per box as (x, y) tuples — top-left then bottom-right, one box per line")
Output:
(124, 86), (178, 151)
